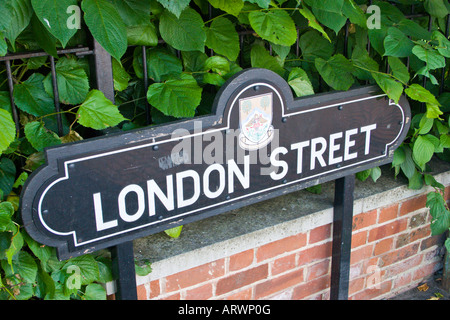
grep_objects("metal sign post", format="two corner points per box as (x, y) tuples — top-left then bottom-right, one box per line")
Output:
(111, 241), (137, 300)
(20, 51), (410, 299)
(331, 175), (356, 300)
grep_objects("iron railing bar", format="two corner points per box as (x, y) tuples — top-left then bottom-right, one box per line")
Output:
(142, 46), (151, 126)
(421, 14), (433, 112)
(440, 15), (450, 95)
(49, 56), (63, 136)
(0, 47), (93, 62)
(4, 60), (20, 138)
(344, 20), (350, 58)
(239, 33), (244, 67)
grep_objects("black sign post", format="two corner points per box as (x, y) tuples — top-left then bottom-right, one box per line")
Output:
(20, 67), (410, 300)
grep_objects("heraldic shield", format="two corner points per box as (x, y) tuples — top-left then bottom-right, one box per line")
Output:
(238, 92), (275, 151)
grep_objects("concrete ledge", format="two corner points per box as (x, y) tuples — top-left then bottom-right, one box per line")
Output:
(131, 159), (450, 288)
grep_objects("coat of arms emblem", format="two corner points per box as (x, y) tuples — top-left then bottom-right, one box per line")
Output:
(239, 92), (274, 151)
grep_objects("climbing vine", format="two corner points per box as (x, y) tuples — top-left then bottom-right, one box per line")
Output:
(0, 0), (449, 299)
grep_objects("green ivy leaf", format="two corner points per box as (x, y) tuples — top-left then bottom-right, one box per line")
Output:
(432, 31), (450, 58)
(392, 146), (406, 167)
(356, 169), (371, 182)
(299, 30), (334, 61)
(299, 6), (331, 42)
(43, 57), (90, 105)
(245, 0), (270, 8)
(342, 0), (366, 28)
(311, 7), (347, 35)
(384, 27), (414, 57)
(146, 48), (183, 83)
(408, 170), (424, 190)
(204, 56), (230, 75)
(0, 158), (16, 199)
(63, 255), (100, 285)
(4, 0), (33, 50)
(424, 0), (449, 18)
(24, 121), (61, 152)
(288, 67), (314, 97)
(127, 23), (158, 47)
(23, 232), (53, 268)
(0, 1), (14, 32)
(427, 192), (450, 235)
(418, 114), (434, 135)
(397, 19), (432, 41)
(83, 283), (106, 300)
(156, 0), (190, 18)
(0, 201), (14, 232)
(112, 58), (131, 92)
(304, 0), (344, 14)
(0, 109), (16, 154)
(77, 90), (127, 130)
(372, 72), (403, 104)
(248, 10), (297, 46)
(250, 44), (285, 77)
(205, 17), (240, 61)
(15, 251), (37, 284)
(159, 8), (206, 52)
(31, 0), (78, 48)
(82, 0), (127, 61)
(413, 135), (435, 169)
(388, 57), (410, 84)
(370, 167), (382, 183)
(405, 84), (443, 119)
(315, 54), (354, 91)
(208, 0), (244, 17)
(135, 260), (152, 277)
(5, 229), (23, 265)
(352, 46), (379, 81)
(412, 45), (446, 70)
(164, 225), (183, 238)
(147, 73), (202, 118)
(109, 0), (152, 26)
(405, 84), (440, 105)
(30, 13), (58, 58)
(0, 35), (7, 57)
(13, 73), (55, 117)
(400, 145), (416, 179)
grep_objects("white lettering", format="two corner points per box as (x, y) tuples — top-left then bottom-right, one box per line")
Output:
(147, 175), (174, 216)
(176, 170), (200, 208)
(228, 155), (250, 193)
(269, 147), (288, 180)
(328, 132), (343, 165)
(290, 140), (309, 174)
(118, 184), (146, 223)
(344, 128), (358, 161)
(310, 137), (327, 170)
(93, 193), (118, 231)
(203, 163), (226, 199)
(360, 124), (377, 155)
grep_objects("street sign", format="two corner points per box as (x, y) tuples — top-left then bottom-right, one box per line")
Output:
(21, 68), (411, 260)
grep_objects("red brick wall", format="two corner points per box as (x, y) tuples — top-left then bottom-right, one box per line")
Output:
(135, 188), (447, 300)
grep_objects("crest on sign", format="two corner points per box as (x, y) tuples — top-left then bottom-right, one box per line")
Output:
(239, 92), (274, 150)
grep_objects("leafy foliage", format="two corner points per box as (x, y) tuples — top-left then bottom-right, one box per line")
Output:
(0, 0), (449, 300)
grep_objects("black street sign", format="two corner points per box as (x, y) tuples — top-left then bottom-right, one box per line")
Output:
(21, 68), (411, 260)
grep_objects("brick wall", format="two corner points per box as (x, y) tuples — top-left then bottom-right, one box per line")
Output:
(132, 185), (448, 300)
